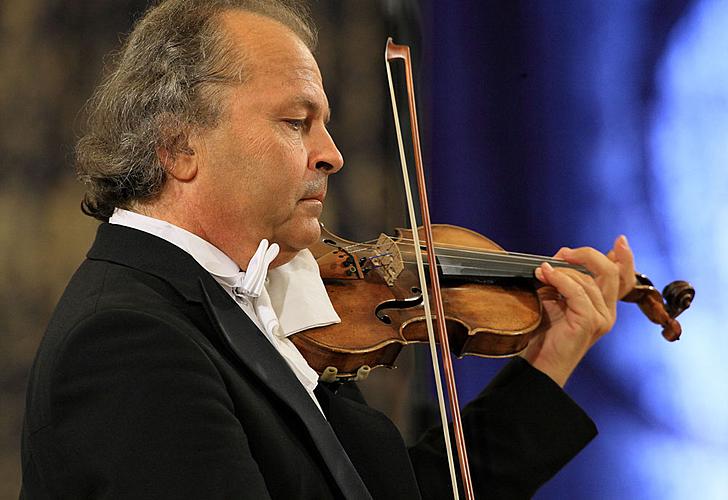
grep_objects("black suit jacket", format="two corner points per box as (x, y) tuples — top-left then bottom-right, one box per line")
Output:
(21, 224), (597, 499)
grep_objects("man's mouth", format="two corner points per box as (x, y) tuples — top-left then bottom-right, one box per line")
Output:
(300, 190), (326, 203)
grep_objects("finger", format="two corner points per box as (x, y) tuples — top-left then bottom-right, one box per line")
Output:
(553, 247), (570, 260)
(536, 285), (563, 302)
(559, 267), (615, 331)
(539, 262), (594, 317)
(541, 263), (615, 337)
(557, 246), (617, 279)
(556, 246), (620, 304)
(611, 235), (637, 299)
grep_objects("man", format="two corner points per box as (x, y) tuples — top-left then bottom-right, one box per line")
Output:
(21, 0), (635, 498)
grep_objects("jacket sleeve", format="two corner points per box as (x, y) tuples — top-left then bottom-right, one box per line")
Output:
(408, 357), (597, 499)
(22, 308), (272, 500)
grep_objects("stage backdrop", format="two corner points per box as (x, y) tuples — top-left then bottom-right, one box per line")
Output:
(421, 0), (727, 498)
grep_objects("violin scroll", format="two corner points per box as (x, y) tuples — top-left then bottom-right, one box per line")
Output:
(622, 274), (695, 342)
(663, 279), (695, 317)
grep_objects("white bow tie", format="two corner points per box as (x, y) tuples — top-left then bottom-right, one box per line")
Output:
(230, 239), (280, 299)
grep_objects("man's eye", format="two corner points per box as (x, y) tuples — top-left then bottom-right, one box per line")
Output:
(285, 119), (305, 131)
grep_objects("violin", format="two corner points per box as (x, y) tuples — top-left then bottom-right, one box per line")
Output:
(291, 223), (695, 382)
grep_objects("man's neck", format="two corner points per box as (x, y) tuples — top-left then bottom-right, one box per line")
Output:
(130, 203), (297, 270)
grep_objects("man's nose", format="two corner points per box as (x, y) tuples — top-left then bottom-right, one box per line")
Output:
(310, 126), (344, 174)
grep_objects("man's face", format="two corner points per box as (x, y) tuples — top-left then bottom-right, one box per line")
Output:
(190, 11), (343, 267)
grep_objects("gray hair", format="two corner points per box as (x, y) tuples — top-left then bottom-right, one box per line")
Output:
(76, 0), (316, 220)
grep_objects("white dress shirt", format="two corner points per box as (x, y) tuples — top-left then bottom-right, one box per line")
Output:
(109, 208), (341, 415)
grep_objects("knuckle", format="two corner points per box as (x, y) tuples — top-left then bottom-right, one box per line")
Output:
(574, 284), (588, 300)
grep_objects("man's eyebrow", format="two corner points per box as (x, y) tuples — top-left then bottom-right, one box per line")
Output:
(285, 96), (332, 123)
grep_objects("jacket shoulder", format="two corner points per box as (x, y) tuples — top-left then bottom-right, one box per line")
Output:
(25, 259), (216, 432)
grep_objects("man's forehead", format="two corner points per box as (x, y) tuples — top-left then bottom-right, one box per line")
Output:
(256, 59), (329, 114)
(217, 10), (329, 116)
(221, 12), (322, 80)
(219, 10), (316, 68)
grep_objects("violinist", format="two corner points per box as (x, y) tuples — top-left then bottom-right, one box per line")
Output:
(21, 1), (636, 498)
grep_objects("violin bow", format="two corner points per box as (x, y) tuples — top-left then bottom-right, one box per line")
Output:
(385, 38), (475, 500)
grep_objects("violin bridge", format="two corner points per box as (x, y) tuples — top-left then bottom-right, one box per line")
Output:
(373, 233), (404, 286)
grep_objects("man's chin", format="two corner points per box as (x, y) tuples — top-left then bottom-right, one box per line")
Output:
(273, 218), (322, 253)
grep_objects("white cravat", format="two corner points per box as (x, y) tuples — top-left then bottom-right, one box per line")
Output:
(109, 209), (341, 415)
(229, 239), (280, 299)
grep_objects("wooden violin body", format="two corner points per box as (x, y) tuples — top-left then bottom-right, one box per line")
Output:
(291, 224), (695, 381)
(293, 224), (542, 379)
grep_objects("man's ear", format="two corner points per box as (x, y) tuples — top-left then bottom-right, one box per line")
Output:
(157, 135), (198, 182)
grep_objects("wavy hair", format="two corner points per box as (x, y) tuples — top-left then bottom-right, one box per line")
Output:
(76, 0), (316, 220)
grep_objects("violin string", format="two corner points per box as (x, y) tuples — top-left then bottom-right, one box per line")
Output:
(339, 240), (379, 253)
(340, 235), (545, 260)
(347, 251), (562, 275)
(434, 252), (588, 273)
(351, 251), (585, 277)
(390, 236), (568, 262)
(394, 259), (576, 276)
(329, 235), (592, 277)
(342, 240), (586, 271)
(338, 236), (571, 266)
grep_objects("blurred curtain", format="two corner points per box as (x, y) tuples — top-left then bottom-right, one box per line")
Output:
(422, 0), (728, 497)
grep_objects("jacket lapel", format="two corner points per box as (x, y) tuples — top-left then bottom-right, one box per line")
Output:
(88, 223), (371, 499)
(199, 279), (372, 500)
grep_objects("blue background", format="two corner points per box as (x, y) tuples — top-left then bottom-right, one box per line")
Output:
(421, 1), (728, 497)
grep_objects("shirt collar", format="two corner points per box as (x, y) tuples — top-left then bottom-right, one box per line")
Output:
(109, 208), (240, 276)
(108, 208), (340, 335)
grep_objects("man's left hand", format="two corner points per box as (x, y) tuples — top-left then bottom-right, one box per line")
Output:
(519, 236), (635, 387)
